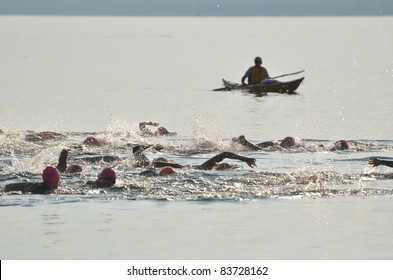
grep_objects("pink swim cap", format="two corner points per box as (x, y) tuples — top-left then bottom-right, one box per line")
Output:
(66, 164), (83, 173)
(153, 157), (168, 163)
(156, 127), (169, 135)
(98, 167), (116, 181)
(215, 162), (233, 170)
(42, 166), (60, 184)
(280, 136), (296, 147)
(335, 140), (349, 150)
(83, 136), (100, 146)
(159, 166), (176, 176)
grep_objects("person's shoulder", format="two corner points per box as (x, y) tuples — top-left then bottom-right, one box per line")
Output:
(22, 182), (52, 194)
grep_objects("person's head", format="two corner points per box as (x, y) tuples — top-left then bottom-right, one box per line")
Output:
(66, 164), (83, 173)
(156, 126), (170, 136)
(254, 56), (262, 66)
(83, 136), (100, 146)
(98, 167), (116, 187)
(280, 136), (296, 148)
(159, 166), (176, 176)
(42, 166), (60, 187)
(215, 162), (233, 171)
(153, 157), (168, 163)
(334, 140), (349, 150)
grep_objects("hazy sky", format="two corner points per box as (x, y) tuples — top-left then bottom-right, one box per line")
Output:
(1, 0), (392, 16)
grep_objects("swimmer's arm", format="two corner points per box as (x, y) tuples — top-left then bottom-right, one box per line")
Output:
(233, 136), (261, 151)
(56, 149), (68, 172)
(197, 152), (256, 170)
(139, 122), (159, 129)
(153, 161), (185, 169)
(368, 158), (393, 168)
(4, 183), (28, 192)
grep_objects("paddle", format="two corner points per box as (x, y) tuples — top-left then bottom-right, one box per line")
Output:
(270, 70), (304, 79)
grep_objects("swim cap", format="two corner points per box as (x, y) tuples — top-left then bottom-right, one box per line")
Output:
(66, 164), (83, 173)
(83, 136), (100, 146)
(153, 157), (168, 163)
(156, 127), (170, 135)
(215, 162), (233, 170)
(98, 167), (116, 181)
(335, 140), (349, 150)
(159, 166), (176, 176)
(280, 136), (296, 148)
(42, 166), (60, 184)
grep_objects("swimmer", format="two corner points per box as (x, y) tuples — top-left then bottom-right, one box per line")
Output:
(83, 136), (101, 146)
(232, 135), (296, 150)
(132, 145), (151, 168)
(368, 158), (393, 168)
(86, 167), (117, 188)
(140, 152), (256, 176)
(139, 121), (177, 136)
(56, 149), (83, 173)
(25, 131), (65, 142)
(4, 166), (60, 194)
(328, 140), (350, 151)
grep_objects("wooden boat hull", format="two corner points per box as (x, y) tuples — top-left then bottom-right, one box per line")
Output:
(219, 77), (304, 93)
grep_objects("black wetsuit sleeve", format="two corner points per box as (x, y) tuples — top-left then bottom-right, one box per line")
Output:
(22, 183), (52, 194)
(380, 160), (393, 168)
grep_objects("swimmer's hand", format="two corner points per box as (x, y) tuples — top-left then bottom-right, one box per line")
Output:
(246, 158), (257, 168)
(368, 157), (381, 167)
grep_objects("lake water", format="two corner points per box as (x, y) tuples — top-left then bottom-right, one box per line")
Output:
(1, 16), (393, 261)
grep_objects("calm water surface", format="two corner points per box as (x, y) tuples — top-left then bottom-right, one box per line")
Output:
(1, 16), (393, 260)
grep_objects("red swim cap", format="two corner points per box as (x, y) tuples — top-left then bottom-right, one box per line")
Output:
(66, 164), (83, 173)
(215, 162), (233, 170)
(159, 166), (176, 176)
(98, 167), (116, 181)
(335, 140), (349, 150)
(156, 127), (169, 135)
(153, 157), (168, 163)
(83, 136), (100, 146)
(42, 166), (60, 184)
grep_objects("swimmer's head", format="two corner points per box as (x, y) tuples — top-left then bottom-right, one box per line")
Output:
(215, 162), (233, 171)
(159, 166), (176, 176)
(42, 166), (60, 185)
(66, 164), (83, 173)
(156, 127), (170, 136)
(335, 140), (349, 150)
(98, 167), (116, 186)
(153, 157), (168, 163)
(83, 136), (100, 146)
(280, 136), (296, 148)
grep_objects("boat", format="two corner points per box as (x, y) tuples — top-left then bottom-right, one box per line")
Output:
(214, 77), (305, 94)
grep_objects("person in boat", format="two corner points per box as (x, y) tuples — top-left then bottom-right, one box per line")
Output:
(139, 121), (177, 137)
(368, 158), (393, 168)
(241, 57), (273, 85)
(139, 152), (257, 176)
(3, 166), (60, 194)
(86, 167), (117, 188)
(232, 135), (297, 150)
